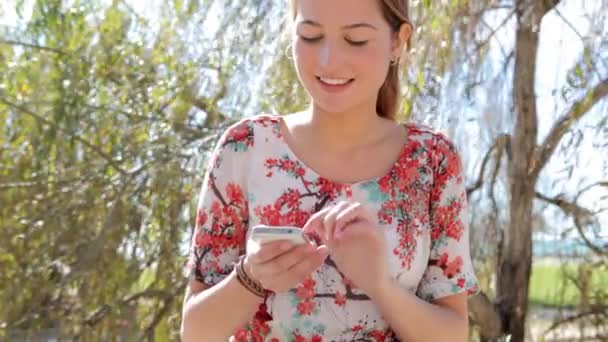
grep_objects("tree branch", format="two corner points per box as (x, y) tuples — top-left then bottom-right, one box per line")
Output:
(534, 78), (608, 176)
(138, 280), (187, 341)
(553, 7), (603, 81)
(0, 38), (66, 54)
(473, 10), (516, 57)
(575, 181), (608, 203)
(84, 287), (176, 326)
(543, 304), (608, 335)
(535, 191), (607, 256)
(466, 134), (509, 197)
(0, 97), (129, 177)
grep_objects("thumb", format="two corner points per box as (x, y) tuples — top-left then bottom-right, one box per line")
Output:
(302, 206), (331, 236)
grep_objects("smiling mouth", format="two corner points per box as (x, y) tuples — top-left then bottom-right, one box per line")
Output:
(316, 76), (355, 86)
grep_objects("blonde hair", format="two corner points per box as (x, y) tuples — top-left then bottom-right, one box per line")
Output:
(288, 0), (412, 120)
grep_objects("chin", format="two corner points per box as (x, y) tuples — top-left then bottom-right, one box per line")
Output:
(311, 99), (356, 116)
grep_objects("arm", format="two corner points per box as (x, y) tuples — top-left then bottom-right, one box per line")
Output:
(370, 133), (478, 341)
(180, 119), (328, 341)
(180, 120), (257, 341)
(368, 281), (468, 342)
(181, 274), (264, 341)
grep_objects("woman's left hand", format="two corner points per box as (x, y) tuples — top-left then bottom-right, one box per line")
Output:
(303, 201), (389, 296)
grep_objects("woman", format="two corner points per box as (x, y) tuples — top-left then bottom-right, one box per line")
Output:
(181, 0), (478, 341)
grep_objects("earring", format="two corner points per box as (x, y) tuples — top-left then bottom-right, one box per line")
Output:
(284, 43), (293, 60)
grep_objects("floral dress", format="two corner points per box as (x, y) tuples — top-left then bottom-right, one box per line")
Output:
(185, 113), (479, 341)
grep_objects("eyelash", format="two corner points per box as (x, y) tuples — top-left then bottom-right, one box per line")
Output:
(299, 36), (368, 46)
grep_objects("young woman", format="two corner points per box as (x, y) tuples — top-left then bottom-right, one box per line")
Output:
(181, 0), (478, 341)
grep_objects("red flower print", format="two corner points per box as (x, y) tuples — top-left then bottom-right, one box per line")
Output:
(369, 330), (387, 342)
(265, 158), (278, 168)
(226, 183), (245, 204)
(438, 252), (449, 267)
(297, 300), (315, 315)
(334, 292), (346, 306)
(315, 177), (344, 201)
(226, 124), (253, 147)
(301, 277), (316, 290)
(296, 285), (315, 300)
(293, 333), (322, 342)
(296, 276), (316, 299)
(286, 209), (311, 227)
(252, 318), (271, 336)
(378, 175), (391, 193)
(457, 277), (465, 288)
(431, 227), (442, 240)
(444, 256), (463, 278)
(196, 210), (207, 227)
(233, 329), (248, 341)
(254, 205), (282, 225)
(352, 324), (363, 332)
(344, 186), (353, 198)
(194, 232), (212, 247)
(279, 188), (302, 209)
(446, 220), (464, 241)
(467, 285), (479, 295)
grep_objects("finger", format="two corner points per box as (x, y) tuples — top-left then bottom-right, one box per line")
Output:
(323, 201), (351, 243)
(256, 243), (315, 277)
(302, 206), (332, 237)
(336, 222), (371, 242)
(334, 202), (365, 239)
(279, 245), (329, 284)
(249, 240), (294, 264)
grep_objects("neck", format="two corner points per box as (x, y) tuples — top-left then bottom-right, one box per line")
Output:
(304, 104), (385, 153)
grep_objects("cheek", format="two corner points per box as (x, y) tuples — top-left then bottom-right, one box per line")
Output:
(352, 47), (391, 88)
(293, 41), (313, 71)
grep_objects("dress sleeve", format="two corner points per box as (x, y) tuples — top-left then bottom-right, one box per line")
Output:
(184, 119), (253, 286)
(416, 133), (479, 301)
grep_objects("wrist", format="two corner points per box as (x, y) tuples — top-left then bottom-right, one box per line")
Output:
(367, 275), (393, 300)
(234, 255), (267, 298)
(243, 255), (258, 283)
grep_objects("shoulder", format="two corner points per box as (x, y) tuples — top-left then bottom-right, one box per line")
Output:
(218, 113), (282, 151)
(405, 122), (458, 153)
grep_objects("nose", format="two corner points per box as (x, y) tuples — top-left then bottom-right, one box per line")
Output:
(319, 41), (341, 68)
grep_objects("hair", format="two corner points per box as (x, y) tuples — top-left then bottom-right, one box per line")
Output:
(288, 0), (412, 121)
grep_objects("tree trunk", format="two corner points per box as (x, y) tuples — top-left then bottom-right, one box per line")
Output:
(496, 1), (544, 340)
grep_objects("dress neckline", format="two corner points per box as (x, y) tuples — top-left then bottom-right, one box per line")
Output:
(267, 114), (414, 188)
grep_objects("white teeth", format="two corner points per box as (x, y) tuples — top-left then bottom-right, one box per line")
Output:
(319, 77), (351, 85)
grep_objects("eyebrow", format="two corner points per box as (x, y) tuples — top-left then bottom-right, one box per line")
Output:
(299, 19), (378, 31)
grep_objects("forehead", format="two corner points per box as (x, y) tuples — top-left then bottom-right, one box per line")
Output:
(295, 0), (386, 26)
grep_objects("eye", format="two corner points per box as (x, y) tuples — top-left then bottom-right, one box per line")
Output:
(299, 35), (323, 43)
(346, 39), (368, 46)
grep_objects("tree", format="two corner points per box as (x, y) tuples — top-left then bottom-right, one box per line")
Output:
(1, 0), (606, 340)
(451, 1), (608, 340)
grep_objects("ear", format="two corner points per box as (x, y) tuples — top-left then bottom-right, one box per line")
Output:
(391, 22), (413, 59)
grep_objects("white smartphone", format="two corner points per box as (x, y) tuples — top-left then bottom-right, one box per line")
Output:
(249, 225), (313, 245)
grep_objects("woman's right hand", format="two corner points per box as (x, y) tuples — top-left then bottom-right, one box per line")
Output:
(244, 240), (328, 293)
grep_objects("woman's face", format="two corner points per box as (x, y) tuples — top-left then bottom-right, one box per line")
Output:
(292, 0), (397, 115)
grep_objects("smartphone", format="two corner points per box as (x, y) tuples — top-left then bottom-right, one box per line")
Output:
(250, 225), (313, 245)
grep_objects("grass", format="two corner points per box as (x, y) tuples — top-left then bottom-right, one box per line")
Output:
(528, 261), (608, 308)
